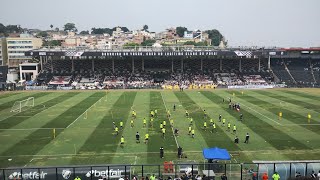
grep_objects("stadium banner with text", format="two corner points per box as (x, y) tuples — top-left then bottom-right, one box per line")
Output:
(227, 85), (274, 89)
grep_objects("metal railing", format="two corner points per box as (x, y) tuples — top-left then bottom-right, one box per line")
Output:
(1, 162), (320, 180)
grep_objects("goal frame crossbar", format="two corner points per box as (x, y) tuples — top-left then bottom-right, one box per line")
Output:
(10, 97), (35, 113)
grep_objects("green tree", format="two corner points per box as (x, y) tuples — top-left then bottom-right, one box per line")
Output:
(79, 30), (89, 35)
(176, 26), (188, 37)
(64, 23), (77, 32)
(0, 23), (6, 33)
(43, 40), (61, 47)
(121, 27), (129, 32)
(143, 25), (149, 31)
(6, 25), (22, 33)
(91, 28), (113, 35)
(36, 31), (49, 38)
(55, 27), (59, 32)
(141, 39), (156, 46)
(205, 29), (223, 46)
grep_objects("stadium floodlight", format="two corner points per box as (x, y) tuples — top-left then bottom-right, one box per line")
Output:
(10, 97), (35, 113)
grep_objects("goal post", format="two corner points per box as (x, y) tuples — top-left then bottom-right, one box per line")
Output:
(10, 97), (35, 113)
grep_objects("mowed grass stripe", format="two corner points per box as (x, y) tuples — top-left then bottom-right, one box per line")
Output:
(0, 92), (104, 168)
(0, 92), (20, 100)
(239, 91), (320, 134)
(73, 92), (136, 163)
(0, 92), (50, 111)
(256, 90), (320, 115)
(174, 91), (238, 150)
(283, 90), (320, 100)
(213, 91), (311, 150)
(0, 92), (79, 131)
(147, 91), (177, 163)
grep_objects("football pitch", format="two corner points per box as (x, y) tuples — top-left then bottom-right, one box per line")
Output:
(0, 89), (320, 168)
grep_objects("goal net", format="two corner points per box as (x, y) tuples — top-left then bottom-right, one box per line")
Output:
(10, 97), (35, 113)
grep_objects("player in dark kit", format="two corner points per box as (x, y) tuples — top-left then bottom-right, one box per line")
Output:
(173, 104), (176, 111)
(219, 114), (222, 122)
(136, 132), (140, 143)
(160, 147), (164, 158)
(244, 133), (250, 144)
(240, 114), (243, 121)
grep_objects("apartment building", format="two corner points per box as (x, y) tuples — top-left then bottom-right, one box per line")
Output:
(3, 36), (42, 67)
(0, 38), (3, 65)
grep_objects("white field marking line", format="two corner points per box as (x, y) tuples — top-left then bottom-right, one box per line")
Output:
(0, 128), (65, 131)
(160, 91), (179, 148)
(67, 96), (105, 128)
(23, 158), (34, 167)
(132, 156), (138, 175)
(281, 124), (320, 126)
(240, 102), (282, 125)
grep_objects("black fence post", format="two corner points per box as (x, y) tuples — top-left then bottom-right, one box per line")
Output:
(305, 163), (308, 176)
(125, 166), (127, 179)
(90, 166), (93, 180)
(21, 168), (23, 180)
(38, 168), (41, 180)
(142, 165), (144, 177)
(191, 165), (194, 178)
(158, 165), (160, 178)
(240, 164), (243, 180)
(55, 168), (58, 180)
(73, 167), (75, 180)
(289, 163), (292, 178)
(224, 163), (227, 176)
(108, 166), (110, 180)
(273, 163), (276, 173)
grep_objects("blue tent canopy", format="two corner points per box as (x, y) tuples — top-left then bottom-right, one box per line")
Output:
(202, 147), (231, 160)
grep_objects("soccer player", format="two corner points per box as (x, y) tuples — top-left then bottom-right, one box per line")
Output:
(233, 124), (237, 134)
(278, 111), (282, 120)
(227, 122), (231, 131)
(244, 133), (250, 144)
(219, 114), (222, 122)
(210, 118), (213, 126)
(155, 109), (158, 117)
(190, 117), (193, 125)
(130, 119), (134, 128)
(191, 129), (195, 138)
(160, 147), (164, 158)
(240, 114), (243, 121)
(170, 119), (174, 127)
(188, 126), (192, 135)
(203, 109), (207, 119)
(307, 113), (311, 123)
(120, 136), (125, 146)
(173, 104), (176, 111)
(160, 123), (163, 131)
(167, 110), (171, 118)
(222, 118), (226, 126)
(234, 136), (239, 144)
(163, 120), (166, 127)
(120, 121), (123, 130)
(144, 133), (149, 144)
(174, 128), (179, 136)
(186, 110), (189, 117)
(136, 132), (140, 143)
(150, 117), (154, 127)
(150, 110), (154, 118)
(211, 123), (216, 133)
(115, 126), (119, 136)
(203, 121), (207, 131)
(132, 110), (136, 118)
(143, 118), (147, 128)
(162, 128), (166, 138)
(113, 122), (116, 130)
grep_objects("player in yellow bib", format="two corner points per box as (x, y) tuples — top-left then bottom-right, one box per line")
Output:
(170, 119), (174, 127)
(162, 128), (166, 138)
(160, 123), (163, 131)
(233, 124), (237, 134)
(163, 120), (166, 127)
(186, 110), (189, 117)
(191, 129), (195, 138)
(120, 136), (125, 146)
(115, 126), (119, 135)
(227, 122), (231, 131)
(150, 118), (154, 127)
(203, 121), (207, 131)
(143, 118), (147, 127)
(222, 118), (226, 126)
(210, 119), (213, 125)
(130, 119), (134, 128)
(279, 111), (282, 120)
(190, 118), (193, 125)
(120, 121), (123, 130)
(307, 113), (311, 123)
(188, 126), (192, 135)
(212, 123), (216, 133)
(145, 133), (149, 144)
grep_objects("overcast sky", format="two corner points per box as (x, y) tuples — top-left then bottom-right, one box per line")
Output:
(1, 0), (320, 47)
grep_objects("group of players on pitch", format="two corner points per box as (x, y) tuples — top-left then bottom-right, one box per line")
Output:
(114, 97), (248, 146)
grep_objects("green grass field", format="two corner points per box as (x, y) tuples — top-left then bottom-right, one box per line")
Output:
(0, 89), (320, 168)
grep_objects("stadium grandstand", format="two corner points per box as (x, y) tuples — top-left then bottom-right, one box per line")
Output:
(20, 47), (320, 90)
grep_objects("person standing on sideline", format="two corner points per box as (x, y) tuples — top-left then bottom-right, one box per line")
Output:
(160, 147), (164, 158)
(262, 173), (268, 180)
(244, 133), (250, 144)
(173, 104), (176, 111)
(272, 172), (280, 180)
(234, 136), (239, 144)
